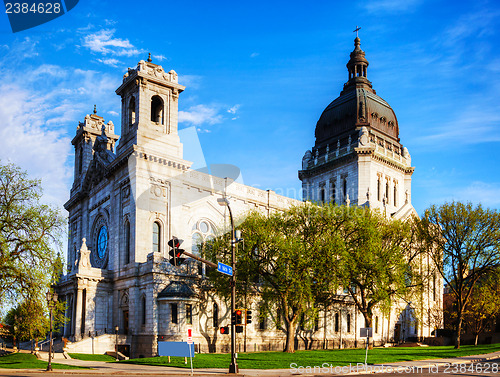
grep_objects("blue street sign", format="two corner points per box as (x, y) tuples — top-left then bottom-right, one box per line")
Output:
(217, 262), (233, 276)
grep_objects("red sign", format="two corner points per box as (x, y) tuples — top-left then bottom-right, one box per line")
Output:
(187, 328), (193, 344)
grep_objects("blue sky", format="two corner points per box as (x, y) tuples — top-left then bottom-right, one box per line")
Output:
(0, 0), (499, 215)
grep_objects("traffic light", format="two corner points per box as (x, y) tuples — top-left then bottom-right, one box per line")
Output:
(235, 325), (244, 333)
(220, 326), (229, 335)
(235, 309), (243, 325)
(246, 310), (252, 325)
(168, 237), (185, 266)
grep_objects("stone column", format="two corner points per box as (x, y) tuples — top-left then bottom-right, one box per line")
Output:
(74, 288), (83, 341)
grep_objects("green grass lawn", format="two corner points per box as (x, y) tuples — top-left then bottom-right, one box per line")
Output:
(0, 352), (87, 369)
(68, 353), (116, 362)
(122, 343), (500, 369)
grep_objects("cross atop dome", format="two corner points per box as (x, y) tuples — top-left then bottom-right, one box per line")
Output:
(353, 25), (361, 38)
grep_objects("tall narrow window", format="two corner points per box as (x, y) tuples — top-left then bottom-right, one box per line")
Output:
(377, 177), (381, 201)
(170, 303), (178, 324)
(141, 296), (146, 325)
(186, 304), (192, 325)
(335, 313), (339, 332)
(125, 220), (131, 264)
(152, 222), (160, 253)
(375, 316), (379, 334)
(128, 96), (136, 126)
(386, 181), (390, 204)
(330, 181), (336, 204)
(319, 185), (325, 203)
(78, 147), (83, 175)
(347, 313), (351, 333)
(433, 273), (437, 301)
(213, 303), (219, 328)
(259, 304), (267, 330)
(151, 95), (164, 124)
(343, 177), (347, 199)
(393, 183), (397, 206)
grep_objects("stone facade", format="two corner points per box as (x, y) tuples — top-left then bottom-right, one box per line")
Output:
(57, 40), (442, 358)
(298, 36), (442, 346)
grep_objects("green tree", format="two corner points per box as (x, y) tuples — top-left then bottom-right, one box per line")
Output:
(207, 203), (342, 353)
(334, 206), (421, 340)
(0, 162), (65, 307)
(5, 299), (49, 347)
(418, 201), (500, 348)
(463, 269), (500, 346)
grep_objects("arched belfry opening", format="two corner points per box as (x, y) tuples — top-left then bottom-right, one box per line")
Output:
(151, 95), (164, 124)
(128, 96), (136, 126)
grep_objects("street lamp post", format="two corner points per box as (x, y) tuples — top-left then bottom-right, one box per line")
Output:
(115, 325), (119, 361)
(217, 196), (238, 374)
(46, 290), (58, 372)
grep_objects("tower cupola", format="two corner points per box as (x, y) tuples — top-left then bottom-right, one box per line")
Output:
(342, 36), (373, 94)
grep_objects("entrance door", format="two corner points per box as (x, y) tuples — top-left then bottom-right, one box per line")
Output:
(394, 324), (401, 343)
(123, 310), (129, 335)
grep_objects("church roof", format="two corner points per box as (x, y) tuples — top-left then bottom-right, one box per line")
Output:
(314, 37), (400, 148)
(158, 281), (196, 298)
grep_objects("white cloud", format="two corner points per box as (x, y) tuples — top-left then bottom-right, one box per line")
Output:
(0, 83), (72, 207)
(153, 54), (168, 62)
(179, 104), (223, 126)
(227, 104), (240, 114)
(250, 52), (259, 58)
(456, 182), (500, 207)
(82, 29), (144, 57)
(97, 58), (121, 67)
(108, 110), (119, 116)
(178, 74), (202, 89)
(0, 41), (121, 208)
(415, 105), (500, 146)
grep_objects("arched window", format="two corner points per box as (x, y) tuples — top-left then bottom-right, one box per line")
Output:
(335, 312), (339, 332)
(343, 177), (347, 199)
(192, 220), (215, 275)
(152, 221), (161, 253)
(141, 296), (146, 325)
(375, 316), (379, 334)
(128, 96), (136, 126)
(151, 95), (164, 124)
(393, 184), (397, 206)
(213, 303), (219, 328)
(347, 313), (351, 333)
(319, 186), (325, 203)
(124, 220), (131, 264)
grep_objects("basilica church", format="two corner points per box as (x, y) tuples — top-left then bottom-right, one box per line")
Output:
(56, 37), (442, 357)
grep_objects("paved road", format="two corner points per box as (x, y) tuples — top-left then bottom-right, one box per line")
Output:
(0, 350), (499, 377)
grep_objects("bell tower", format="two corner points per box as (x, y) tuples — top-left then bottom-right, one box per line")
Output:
(115, 54), (186, 159)
(299, 36), (416, 219)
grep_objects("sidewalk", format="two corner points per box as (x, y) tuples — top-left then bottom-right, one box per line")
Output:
(2, 349), (500, 376)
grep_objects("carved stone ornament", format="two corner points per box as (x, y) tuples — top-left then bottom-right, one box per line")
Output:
(76, 238), (92, 270)
(302, 150), (312, 170)
(359, 126), (369, 146)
